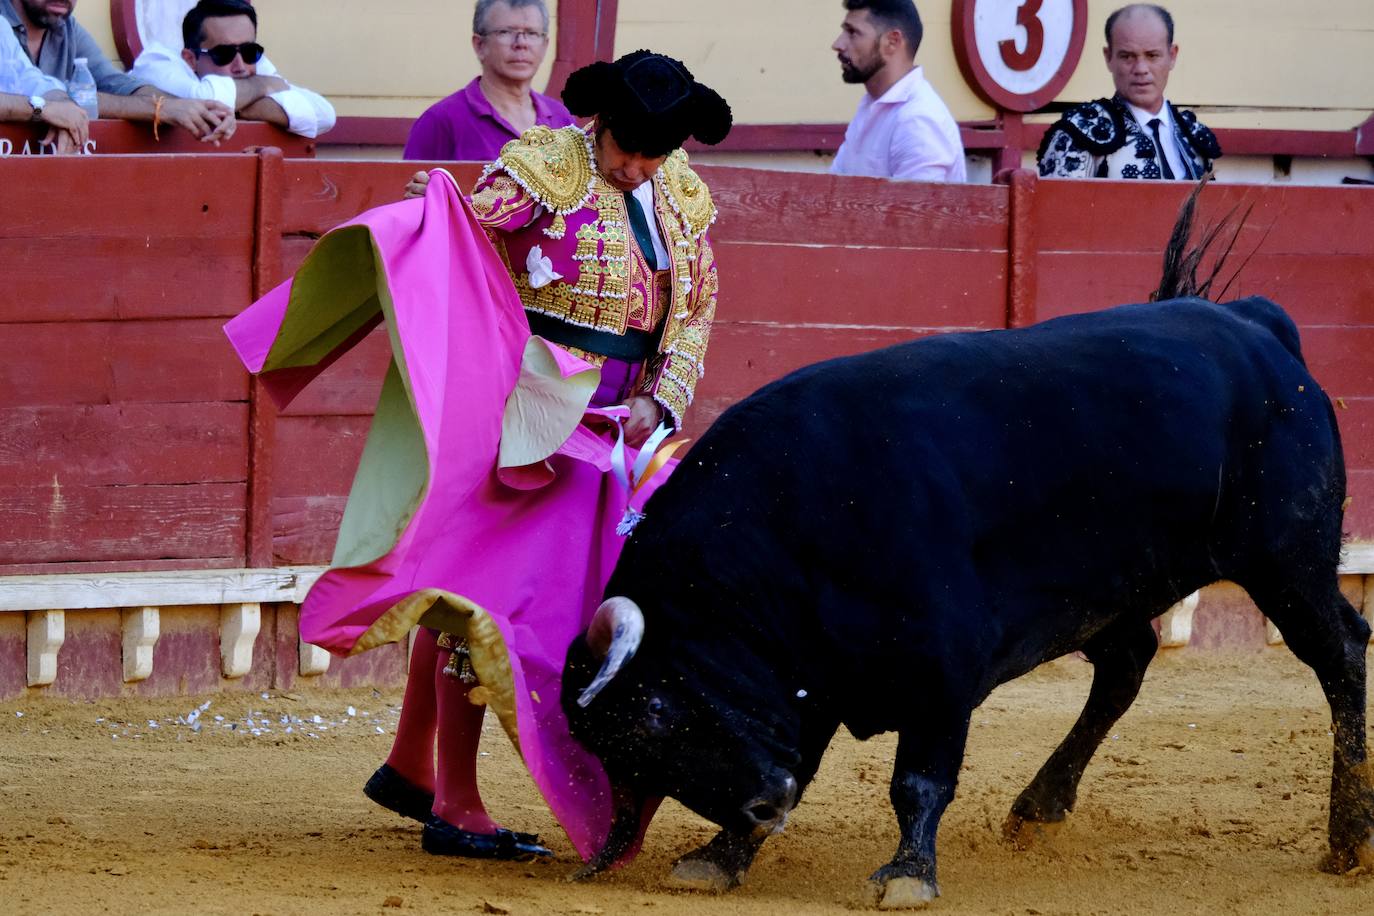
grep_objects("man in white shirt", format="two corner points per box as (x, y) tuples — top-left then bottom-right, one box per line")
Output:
(0, 21), (86, 151)
(829, 0), (966, 183)
(130, 0), (335, 139)
(1037, 4), (1219, 180)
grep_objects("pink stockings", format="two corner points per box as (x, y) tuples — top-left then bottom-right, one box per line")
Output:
(384, 628), (500, 833)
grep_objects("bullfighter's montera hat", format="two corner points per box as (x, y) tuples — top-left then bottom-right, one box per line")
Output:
(561, 50), (733, 158)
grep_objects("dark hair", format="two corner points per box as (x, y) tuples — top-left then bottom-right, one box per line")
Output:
(1105, 4), (1174, 49)
(183, 0), (258, 50)
(562, 50), (733, 158)
(843, 0), (923, 56)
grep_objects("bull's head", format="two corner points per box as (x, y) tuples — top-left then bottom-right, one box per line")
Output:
(562, 595), (803, 873)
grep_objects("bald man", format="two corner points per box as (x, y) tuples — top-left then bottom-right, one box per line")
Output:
(1037, 4), (1219, 180)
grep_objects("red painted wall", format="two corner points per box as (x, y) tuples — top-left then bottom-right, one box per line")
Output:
(1, 154), (1371, 575)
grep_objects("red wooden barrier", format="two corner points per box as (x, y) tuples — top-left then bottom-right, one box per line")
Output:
(2, 154), (1372, 577)
(0, 120), (315, 158)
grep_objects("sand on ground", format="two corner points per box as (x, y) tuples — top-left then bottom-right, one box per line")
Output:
(2, 649), (1372, 915)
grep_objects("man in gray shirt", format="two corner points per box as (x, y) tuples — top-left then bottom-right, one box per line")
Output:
(5, 0), (235, 142)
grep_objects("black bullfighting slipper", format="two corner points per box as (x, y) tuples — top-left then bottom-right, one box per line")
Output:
(362, 764), (435, 823)
(420, 816), (553, 860)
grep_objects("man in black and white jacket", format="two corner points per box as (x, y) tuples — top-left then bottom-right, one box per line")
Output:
(1038, 4), (1219, 180)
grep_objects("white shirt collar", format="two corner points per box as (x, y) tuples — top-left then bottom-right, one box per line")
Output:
(872, 65), (925, 105)
(1126, 99), (1173, 130)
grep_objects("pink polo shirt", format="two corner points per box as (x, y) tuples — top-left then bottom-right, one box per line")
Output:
(831, 66), (967, 183)
(403, 76), (575, 161)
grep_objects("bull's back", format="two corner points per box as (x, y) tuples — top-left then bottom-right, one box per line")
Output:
(695, 297), (1327, 501)
(646, 296), (1337, 598)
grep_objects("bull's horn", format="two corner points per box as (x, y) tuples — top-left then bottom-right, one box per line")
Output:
(577, 597), (645, 707)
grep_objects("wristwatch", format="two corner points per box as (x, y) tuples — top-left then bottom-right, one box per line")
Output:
(28, 95), (46, 121)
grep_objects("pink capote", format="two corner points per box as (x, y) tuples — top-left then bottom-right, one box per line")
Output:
(223, 171), (671, 860)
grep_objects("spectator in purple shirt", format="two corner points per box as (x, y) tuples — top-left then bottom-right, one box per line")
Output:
(403, 0), (573, 162)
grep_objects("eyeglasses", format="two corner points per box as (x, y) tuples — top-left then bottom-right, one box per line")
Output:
(193, 42), (265, 66)
(479, 28), (548, 45)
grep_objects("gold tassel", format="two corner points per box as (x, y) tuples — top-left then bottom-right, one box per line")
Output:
(442, 637), (478, 685)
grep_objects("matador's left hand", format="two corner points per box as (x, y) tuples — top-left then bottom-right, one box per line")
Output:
(621, 395), (665, 448)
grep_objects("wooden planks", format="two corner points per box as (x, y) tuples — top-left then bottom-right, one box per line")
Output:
(5, 154), (1374, 572)
(1030, 178), (1374, 541)
(0, 482), (244, 565)
(281, 160), (484, 238)
(0, 156), (260, 569)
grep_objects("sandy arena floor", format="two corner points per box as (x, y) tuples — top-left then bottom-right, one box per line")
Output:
(2, 649), (1372, 915)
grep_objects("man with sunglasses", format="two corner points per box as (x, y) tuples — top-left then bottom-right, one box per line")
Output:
(404, 0), (572, 161)
(3, 0), (235, 143)
(131, 0), (335, 139)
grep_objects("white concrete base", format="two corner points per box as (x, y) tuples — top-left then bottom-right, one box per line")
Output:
(26, 610), (65, 687)
(220, 603), (260, 678)
(1158, 591), (1201, 648)
(0, 567), (324, 613)
(121, 607), (160, 683)
(299, 640), (330, 676)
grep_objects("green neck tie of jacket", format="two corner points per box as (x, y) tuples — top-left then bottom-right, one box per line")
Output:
(623, 190), (659, 271)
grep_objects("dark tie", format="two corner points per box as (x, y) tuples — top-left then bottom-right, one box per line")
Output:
(1148, 118), (1176, 180)
(623, 191), (659, 270)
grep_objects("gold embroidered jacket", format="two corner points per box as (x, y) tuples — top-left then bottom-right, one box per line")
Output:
(469, 124), (719, 427)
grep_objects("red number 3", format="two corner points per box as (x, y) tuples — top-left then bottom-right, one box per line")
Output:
(999, 0), (1045, 71)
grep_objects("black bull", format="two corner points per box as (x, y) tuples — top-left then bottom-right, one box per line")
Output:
(561, 296), (1374, 907)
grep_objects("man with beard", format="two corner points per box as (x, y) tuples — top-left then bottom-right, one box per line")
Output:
(830, 0), (965, 182)
(1037, 5), (1219, 179)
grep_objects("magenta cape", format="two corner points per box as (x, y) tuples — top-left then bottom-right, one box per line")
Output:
(223, 171), (669, 860)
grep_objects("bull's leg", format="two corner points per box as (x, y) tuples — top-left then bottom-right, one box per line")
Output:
(668, 716), (838, 892)
(1004, 619), (1158, 847)
(1247, 578), (1374, 873)
(867, 715), (972, 909)
(666, 828), (766, 892)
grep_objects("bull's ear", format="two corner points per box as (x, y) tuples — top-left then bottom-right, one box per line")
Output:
(578, 597), (645, 707)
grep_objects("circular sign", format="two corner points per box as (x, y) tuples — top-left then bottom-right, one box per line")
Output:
(952, 0), (1088, 112)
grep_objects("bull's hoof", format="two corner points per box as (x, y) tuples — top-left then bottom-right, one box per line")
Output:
(666, 856), (740, 892)
(864, 876), (938, 909)
(1002, 812), (1065, 850)
(1319, 828), (1374, 875)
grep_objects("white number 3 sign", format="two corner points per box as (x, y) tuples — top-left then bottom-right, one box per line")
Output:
(953, 0), (1088, 112)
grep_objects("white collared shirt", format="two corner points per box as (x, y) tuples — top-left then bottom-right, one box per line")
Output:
(1126, 100), (1188, 180)
(831, 66), (967, 183)
(129, 42), (336, 138)
(0, 24), (64, 97)
(630, 180), (670, 269)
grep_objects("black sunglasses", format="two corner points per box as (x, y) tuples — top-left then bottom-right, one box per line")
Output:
(194, 42), (265, 66)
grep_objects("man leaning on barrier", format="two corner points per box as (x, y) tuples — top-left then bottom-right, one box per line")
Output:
(4, 0), (235, 144)
(0, 19), (85, 152)
(131, 0), (335, 139)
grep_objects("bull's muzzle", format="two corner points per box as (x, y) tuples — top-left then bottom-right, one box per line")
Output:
(742, 772), (797, 837)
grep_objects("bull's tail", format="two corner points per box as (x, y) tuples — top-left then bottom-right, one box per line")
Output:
(1152, 175), (1260, 303)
